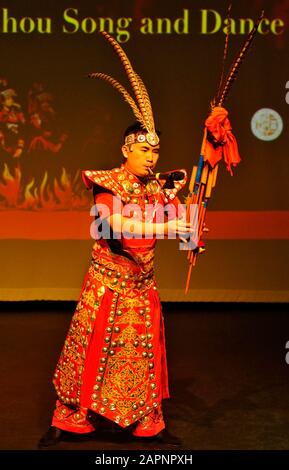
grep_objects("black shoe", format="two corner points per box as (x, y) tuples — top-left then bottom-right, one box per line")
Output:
(136, 429), (182, 447)
(154, 429), (182, 447)
(38, 426), (64, 448)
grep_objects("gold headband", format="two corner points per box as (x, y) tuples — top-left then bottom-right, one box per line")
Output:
(125, 131), (159, 147)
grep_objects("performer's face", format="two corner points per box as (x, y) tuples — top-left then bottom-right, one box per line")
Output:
(122, 141), (160, 177)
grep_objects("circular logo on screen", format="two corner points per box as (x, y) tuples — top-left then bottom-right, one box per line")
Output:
(251, 108), (283, 141)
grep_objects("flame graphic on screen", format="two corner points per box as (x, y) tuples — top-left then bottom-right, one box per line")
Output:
(0, 165), (21, 207)
(0, 164), (90, 210)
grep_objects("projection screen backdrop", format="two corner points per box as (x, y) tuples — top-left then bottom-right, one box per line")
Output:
(0, 0), (288, 302)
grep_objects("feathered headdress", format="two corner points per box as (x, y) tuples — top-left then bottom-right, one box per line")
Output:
(88, 31), (159, 147)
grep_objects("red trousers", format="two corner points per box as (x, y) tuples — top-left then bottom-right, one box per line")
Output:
(52, 399), (165, 436)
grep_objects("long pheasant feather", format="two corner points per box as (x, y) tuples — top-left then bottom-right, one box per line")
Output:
(135, 73), (155, 133)
(215, 3), (232, 106)
(99, 30), (155, 132)
(88, 72), (144, 125)
(217, 10), (264, 106)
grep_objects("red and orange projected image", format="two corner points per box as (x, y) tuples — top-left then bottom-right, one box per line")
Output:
(0, 79), (90, 212)
(0, 0), (288, 244)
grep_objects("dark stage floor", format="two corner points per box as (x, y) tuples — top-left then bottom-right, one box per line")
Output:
(1, 301), (289, 450)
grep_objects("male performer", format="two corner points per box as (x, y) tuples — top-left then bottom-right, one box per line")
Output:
(39, 32), (193, 448)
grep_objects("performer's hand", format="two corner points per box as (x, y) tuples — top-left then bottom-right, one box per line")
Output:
(165, 219), (195, 238)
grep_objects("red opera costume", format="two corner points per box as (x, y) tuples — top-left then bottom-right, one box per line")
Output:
(52, 163), (187, 436)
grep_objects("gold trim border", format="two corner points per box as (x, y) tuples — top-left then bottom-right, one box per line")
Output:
(1, 288), (288, 303)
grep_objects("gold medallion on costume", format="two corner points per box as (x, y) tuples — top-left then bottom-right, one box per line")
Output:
(146, 131), (159, 147)
(145, 180), (159, 195)
(122, 180), (134, 194)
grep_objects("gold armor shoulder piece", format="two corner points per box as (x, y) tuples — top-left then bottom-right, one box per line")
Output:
(82, 168), (141, 203)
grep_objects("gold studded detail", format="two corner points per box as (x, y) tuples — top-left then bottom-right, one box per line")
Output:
(53, 161), (178, 422)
